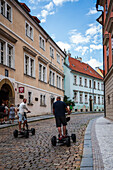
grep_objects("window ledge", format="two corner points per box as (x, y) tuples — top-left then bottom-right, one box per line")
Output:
(0, 63), (15, 71)
(40, 104), (46, 107)
(39, 79), (47, 84)
(24, 74), (36, 79)
(27, 103), (33, 106)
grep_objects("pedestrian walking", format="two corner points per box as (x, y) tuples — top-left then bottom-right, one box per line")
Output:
(0, 103), (5, 125)
(9, 104), (16, 124)
(70, 103), (73, 113)
(4, 102), (9, 124)
(53, 96), (69, 140)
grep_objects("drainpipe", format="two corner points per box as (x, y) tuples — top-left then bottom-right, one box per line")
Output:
(96, 4), (106, 117)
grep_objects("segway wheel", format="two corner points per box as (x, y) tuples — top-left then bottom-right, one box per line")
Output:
(31, 128), (35, 135)
(71, 134), (76, 142)
(24, 131), (29, 138)
(66, 136), (70, 147)
(13, 130), (18, 138)
(51, 136), (57, 146)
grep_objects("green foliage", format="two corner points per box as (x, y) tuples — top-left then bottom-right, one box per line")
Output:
(63, 95), (75, 106)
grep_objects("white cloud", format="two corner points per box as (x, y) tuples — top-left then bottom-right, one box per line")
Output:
(87, 7), (97, 15)
(51, 34), (56, 40)
(90, 44), (102, 52)
(44, 2), (54, 11)
(29, 0), (35, 4)
(56, 41), (71, 51)
(86, 24), (101, 36)
(87, 58), (102, 69)
(70, 31), (90, 44)
(75, 46), (89, 55)
(53, 0), (79, 6)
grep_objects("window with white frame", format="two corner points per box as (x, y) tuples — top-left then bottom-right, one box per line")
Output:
(94, 81), (96, 89)
(39, 62), (47, 82)
(24, 54), (35, 77)
(57, 53), (60, 64)
(74, 75), (77, 85)
(50, 46), (54, 58)
(0, 39), (14, 68)
(39, 35), (45, 50)
(101, 83), (104, 91)
(49, 69), (55, 86)
(98, 96), (100, 104)
(85, 78), (87, 87)
(62, 78), (64, 90)
(85, 94), (88, 103)
(62, 58), (64, 66)
(74, 91), (78, 102)
(89, 80), (92, 88)
(40, 94), (46, 106)
(102, 96), (104, 105)
(79, 77), (82, 86)
(94, 96), (96, 104)
(80, 93), (83, 103)
(28, 91), (32, 104)
(56, 74), (61, 89)
(98, 82), (100, 90)
(0, 0), (12, 21)
(25, 21), (33, 40)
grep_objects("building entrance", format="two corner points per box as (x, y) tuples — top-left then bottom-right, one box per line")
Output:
(0, 79), (15, 106)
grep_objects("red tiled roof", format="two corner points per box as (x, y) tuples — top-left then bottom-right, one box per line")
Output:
(20, 3), (31, 13)
(32, 16), (40, 23)
(68, 57), (103, 80)
(98, 68), (103, 75)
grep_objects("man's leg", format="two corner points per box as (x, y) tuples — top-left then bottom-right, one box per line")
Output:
(58, 127), (62, 137)
(23, 120), (27, 129)
(19, 121), (22, 131)
(63, 125), (66, 136)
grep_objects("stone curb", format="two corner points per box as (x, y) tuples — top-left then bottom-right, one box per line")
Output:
(80, 119), (95, 170)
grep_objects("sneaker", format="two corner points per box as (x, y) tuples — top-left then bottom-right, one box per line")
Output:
(58, 136), (63, 140)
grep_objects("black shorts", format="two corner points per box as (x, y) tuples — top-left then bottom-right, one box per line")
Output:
(55, 116), (67, 127)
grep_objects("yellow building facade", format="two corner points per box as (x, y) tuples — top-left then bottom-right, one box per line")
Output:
(0, 0), (66, 116)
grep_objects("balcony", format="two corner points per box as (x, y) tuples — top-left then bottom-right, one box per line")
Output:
(107, 12), (113, 34)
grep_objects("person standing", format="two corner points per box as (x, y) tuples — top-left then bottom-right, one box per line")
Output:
(9, 104), (15, 124)
(18, 98), (30, 132)
(70, 103), (73, 113)
(53, 96), (69, 140)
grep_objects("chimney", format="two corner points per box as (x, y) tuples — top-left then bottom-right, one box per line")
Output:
(76, 57), (82, 62)
(67, 52), (71, 57)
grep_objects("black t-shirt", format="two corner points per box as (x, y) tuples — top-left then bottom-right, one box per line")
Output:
(53, 101), (67, 117)
(0, 105), (5, 113)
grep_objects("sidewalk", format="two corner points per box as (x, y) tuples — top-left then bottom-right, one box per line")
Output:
(81, 116), (113, 170)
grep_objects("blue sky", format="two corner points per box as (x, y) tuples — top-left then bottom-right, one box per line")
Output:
(19, 0), (103, 69)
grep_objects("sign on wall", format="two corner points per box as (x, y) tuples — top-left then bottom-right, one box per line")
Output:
(19, 87), (24, 93)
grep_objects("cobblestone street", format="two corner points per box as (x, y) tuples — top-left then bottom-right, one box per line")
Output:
(0, 113), (103, 170)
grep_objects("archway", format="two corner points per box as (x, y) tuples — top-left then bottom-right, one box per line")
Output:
(0, 79), (15, 106)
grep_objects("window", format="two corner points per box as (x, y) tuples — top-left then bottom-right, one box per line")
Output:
(0, 0), (12, 21)
(25, 21), (33, 40)
(57, 53), (60, 64)
(79, 77), (82, 86)
(85, 94), (88, 103)
(40, 94), (46, 106)
(62, 58), (64, 66)
(74, 76), (77, 85)
(7, 44), (13, 68)
(0, 39), (14, 68)
(39, 35), (45, 50)
(56, 74), (61, 89)
(98, 96), (100, 105)
(107, 47), (109, 72)
(28, 92), (32, 104)
(94, 96), (96, 104)
(39, 63), (46, 82)
(62, 78), (64, 90)
(5, 69), (8, 77)
(94, 81), (96, 89)
(89, 80), (91, 88)
(80, 93), (83, 103)
(74, 92), (78, 102)
(85, 78), (87, 87)
(101, 83), (104, 91)
(49, 69), (55, 86)
(108, 95), (110, 105)
(98, 82), (100, 90)
(50, 46), (54, 58)
(102, 96), (104, 105)
(24, 54), (35, 77)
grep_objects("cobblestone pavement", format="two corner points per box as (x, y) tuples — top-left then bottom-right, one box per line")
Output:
(0, 113), (103, 170)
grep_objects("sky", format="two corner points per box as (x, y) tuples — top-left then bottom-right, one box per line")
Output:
(19, 0), (103, 69)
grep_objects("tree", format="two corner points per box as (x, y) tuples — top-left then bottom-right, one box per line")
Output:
(63, 95), (75, 106)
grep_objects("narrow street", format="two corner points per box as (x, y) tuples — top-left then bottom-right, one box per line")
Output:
(0, 113), (103, 169)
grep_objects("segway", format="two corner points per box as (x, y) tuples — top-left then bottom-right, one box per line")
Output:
(51, 115), (76, 147)
(13, 129), (29, 138)
(24, 112), (35, 136)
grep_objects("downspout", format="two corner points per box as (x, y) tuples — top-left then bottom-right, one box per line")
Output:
(96, 4), (106, 117)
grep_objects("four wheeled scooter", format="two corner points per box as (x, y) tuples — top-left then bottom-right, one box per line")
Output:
(51, 115), (76, 147)
(13, 112), (35, 138)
